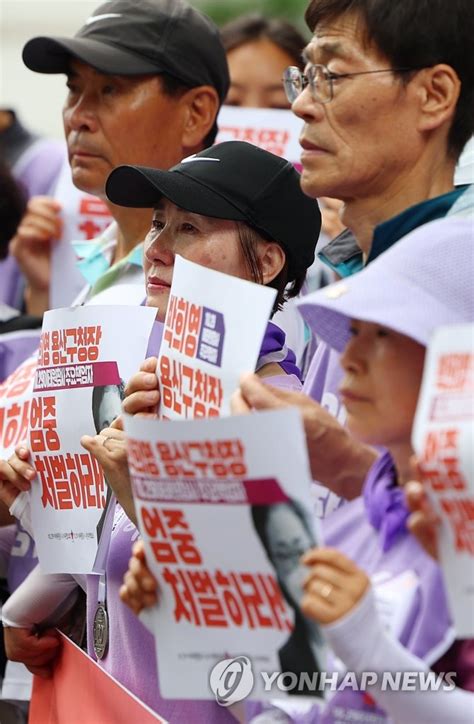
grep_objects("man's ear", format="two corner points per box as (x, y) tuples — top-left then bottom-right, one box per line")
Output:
(258, 242), (286, 285)
(180, 86), (220, 152)
(415, 64), (460, 134)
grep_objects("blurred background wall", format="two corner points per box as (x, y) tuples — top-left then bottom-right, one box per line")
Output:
(0, 0), (308, 140)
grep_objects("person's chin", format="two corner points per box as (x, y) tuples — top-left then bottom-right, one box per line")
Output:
(146, 292), (167, 321)
(70, 166), (106, 197)
(299, 167), (329, 199)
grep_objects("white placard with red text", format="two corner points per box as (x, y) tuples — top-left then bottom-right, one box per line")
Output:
(29, 305), (156, 574)
(157, 256), (276, 420)
(0, 354), (38, 460)
(124, 408), (324, 701)
(50, 157), (113, 309)
(412, 324), (474, 637)
(216, 106), (303, 168)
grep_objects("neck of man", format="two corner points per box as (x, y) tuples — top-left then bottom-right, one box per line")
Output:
(388, 442), (415, 488)
(107, 203), (153, 264)
(341, 155), (457, 258)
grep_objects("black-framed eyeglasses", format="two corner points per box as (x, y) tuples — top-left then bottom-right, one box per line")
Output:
(283, 64), (422, 104)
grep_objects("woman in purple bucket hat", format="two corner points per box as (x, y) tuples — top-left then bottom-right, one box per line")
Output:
(290, 216), (474, 723)
(122, 217), (473, 722)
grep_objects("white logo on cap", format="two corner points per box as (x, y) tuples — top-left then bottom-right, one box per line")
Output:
(181, 155), (220, 164)
(85, 13), (122, 25)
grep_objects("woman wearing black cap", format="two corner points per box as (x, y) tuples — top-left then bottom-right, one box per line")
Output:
(83, 140), (320, 513)
(106, 140), (320, 324)
(2, 142), (321, 720)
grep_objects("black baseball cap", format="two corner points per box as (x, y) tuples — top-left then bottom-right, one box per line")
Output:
(22, 0), (229, 103)
(106, 141), (321, 278)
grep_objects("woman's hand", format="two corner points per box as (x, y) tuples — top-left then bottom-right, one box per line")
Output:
(0, 445), (36, 508)
(80, 428), (136, 525)
(120, 540), (159, 615)
(9, 196), (63, 316)
(301, 547), (369, 625)
(231, 373), (377, 500)
(405, 479), (439, 560)
(122, 357), (160, 417)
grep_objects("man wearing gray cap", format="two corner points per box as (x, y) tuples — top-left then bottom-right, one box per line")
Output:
(10, 0), (229, 313)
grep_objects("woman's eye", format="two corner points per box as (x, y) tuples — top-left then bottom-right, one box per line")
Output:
(376, 327), (389, 338)
(348, 324), (359, 337)
(181, 223), (197, 233)
(65, 81), (79, 96)
(102, 84), (117, 96)
(151, 219), (164, 232)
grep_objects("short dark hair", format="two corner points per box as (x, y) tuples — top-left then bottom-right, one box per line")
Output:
(159, 73), (218, 148)
(236, 222), (307, 316)
(221, 13), (307, 71)
(0, 161), (26, 259)
(304, 0), (474, 159)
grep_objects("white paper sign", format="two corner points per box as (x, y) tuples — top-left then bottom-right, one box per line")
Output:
(216, 105), (303, 167)
(157, 256), (276, 419)
(50, 157), (113, 309)
(29, 305), (156, 574)
(0, 353), (38, 459)
(124, 408), (324, 701)
(412, 323), (474, 637)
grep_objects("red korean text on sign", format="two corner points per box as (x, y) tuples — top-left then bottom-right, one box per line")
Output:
(39, 326), (102, 366)
(38, 452), (105, 511)
(220, 127), (290, 157)
(163, 295), (202, 358)
(141, 507), (202, 566)
(436, 353), (474, 392)
(440, 497), (474, 555)
(163, 567), (292, 631)
(155, 439), (246, 479)
(0, 358), (37, 453)
(127, 440), (160, 476)
(140, 505), (292, 631)
(160, 355), (223, 419)
(29, 396), (60, 454)
(420, 428), (467, 492)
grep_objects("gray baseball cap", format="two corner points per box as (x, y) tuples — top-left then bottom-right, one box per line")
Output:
(22, 0), (229, 103)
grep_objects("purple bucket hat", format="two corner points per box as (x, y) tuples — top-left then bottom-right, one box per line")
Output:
(297, 217), (474, 352)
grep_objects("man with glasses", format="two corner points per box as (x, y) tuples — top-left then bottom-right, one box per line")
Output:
(235, 0), (473, 509)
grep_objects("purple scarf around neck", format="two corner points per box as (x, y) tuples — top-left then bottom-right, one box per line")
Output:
(363, 450), (410, 552)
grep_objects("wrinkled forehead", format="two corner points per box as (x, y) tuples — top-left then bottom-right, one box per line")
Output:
(302, 12), (379, 65)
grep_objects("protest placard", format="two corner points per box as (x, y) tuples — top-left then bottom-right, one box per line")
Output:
(157, 256), (276, 420)
(124, 408), (324, 701)
(412, 323), (474, 637)
(29, 305), (156, 574)
(216, 106), (303, 168)
(0, 353), (38, 459)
